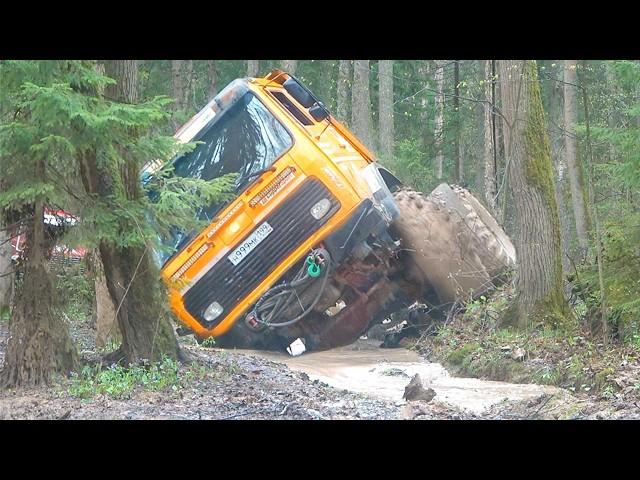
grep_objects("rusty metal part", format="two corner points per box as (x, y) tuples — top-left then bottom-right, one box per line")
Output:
(312, 279), (398, 350)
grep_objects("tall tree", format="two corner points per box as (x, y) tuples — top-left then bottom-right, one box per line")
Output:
(0, 198), (79, 387)
(89, 249), (120, 348)
(378, 60), (395, 159)
(547, 62), (571, 276)
(499, 60), (571, 328)
(247, 60), (259, 77)
(337, 60), (351, 123)
(0, 62), (80, 386)
(88, 60), (185, 364)
(171, 60), (185, 111)
(281, 60), (298, 74)
(434, 61), (445, 179)
(0, 143), (9, 313)
(563, 60), (591, 259)
(419, 61), (432, 153)
(351, 60), (373, 149)
(106, 60), (139, 103)
(483, 60), (500, 217)
(207, 60), (218, 98)
(453, 60), (463, 183)
(183, 60), (193, 109)
(0, 216), (11, 314)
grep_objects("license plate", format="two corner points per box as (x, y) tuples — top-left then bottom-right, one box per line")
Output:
(227, 222), (273, 266)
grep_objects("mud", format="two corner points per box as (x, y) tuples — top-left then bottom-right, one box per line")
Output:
(2, 318), (639, 419)
(392, 184), (516, 304)
(234, 340), (559, 415)
(0, 321), (476, 419)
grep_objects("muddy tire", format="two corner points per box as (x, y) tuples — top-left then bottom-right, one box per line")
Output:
(391, 183), (516, 305)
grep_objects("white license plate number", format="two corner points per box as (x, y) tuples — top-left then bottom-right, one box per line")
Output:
(227, 222), (273, 266)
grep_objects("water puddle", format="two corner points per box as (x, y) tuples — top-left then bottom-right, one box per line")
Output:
(234, 340), (558, 414)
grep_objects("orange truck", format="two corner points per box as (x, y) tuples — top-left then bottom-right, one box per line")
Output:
(144, 70), (515, 354)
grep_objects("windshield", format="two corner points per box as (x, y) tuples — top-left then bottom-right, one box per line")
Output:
(153, 91), (293, 267)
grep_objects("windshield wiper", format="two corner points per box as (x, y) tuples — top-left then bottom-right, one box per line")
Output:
(235, 166), (277, 193)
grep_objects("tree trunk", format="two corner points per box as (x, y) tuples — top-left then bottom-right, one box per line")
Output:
(1, 182), (78, 387)
(378, 60), (394, 159)
(547, 63), (571, 277)
(171, 60), (185, 111)
(434, 61), (445, 180)
(88, 60), (183, 364)
(483, 60), (501, 217)
(419, 61), (431, 153)
(351, 60), (373, 149)
(281, 60), (298, 74)
(87, 249), (120, 349)
(499, 60), (571, 328)
(207, 60), (218, 98)
(453, 60), (463, 183)
(0, 222), (12, 314)
(581, 80), (609, 343)
(105, 60), (139, 103)
(183, 60), (193, 109)
(247, 60), (259, 77)
(337, 60), (351, 123)
(563, 60), (591, 260)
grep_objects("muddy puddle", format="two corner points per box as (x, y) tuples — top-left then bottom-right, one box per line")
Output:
(233, 340), (559, 414)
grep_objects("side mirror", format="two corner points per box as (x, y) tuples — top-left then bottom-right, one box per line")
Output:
(309, 102), (329, 122)
(283, 78), (315, 108)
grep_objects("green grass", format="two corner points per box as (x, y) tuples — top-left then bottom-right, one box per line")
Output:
(68, 356), (204, 400)
(200, 337), (216, 348)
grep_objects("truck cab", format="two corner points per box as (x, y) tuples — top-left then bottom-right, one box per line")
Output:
(148, 70), (402, 351)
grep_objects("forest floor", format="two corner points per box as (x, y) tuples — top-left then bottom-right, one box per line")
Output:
(1, 310), (639, 419)
(408, 285), (640, 419)
(0, 319), (469, 420)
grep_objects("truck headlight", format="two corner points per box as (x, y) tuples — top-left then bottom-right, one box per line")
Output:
(203, 301), (224, 322)
(310, 198), (331, 220)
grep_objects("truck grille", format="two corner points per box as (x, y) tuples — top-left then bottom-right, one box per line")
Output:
(183, 178), (340, 328)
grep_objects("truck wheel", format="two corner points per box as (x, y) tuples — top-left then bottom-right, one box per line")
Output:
(391, 184), (516, 305)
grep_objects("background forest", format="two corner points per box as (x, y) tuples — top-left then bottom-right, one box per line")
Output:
(156, 59), (640, 342)
(0, 59), (638, 392)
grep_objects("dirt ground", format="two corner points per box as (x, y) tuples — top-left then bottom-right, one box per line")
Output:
(0, 321), (476, 420)
(1, 319), (638, 420)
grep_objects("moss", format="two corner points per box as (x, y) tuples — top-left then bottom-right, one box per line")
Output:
(447, 342), (481, 366)
(558, 403), (585, 420)
(523, 61), (558, 221)
(594, 367), (615, 390)
(536, 289), (576, 329)
(501, 282), (574, 330)
(518, 61), (574, 329)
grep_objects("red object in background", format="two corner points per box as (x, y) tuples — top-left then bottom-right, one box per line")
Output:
(10, 207), (87, 263)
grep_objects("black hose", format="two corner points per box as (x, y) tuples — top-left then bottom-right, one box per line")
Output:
(252, 248), (331, 328)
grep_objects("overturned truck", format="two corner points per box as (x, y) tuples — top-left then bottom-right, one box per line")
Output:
(148, 70), (516, 354)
